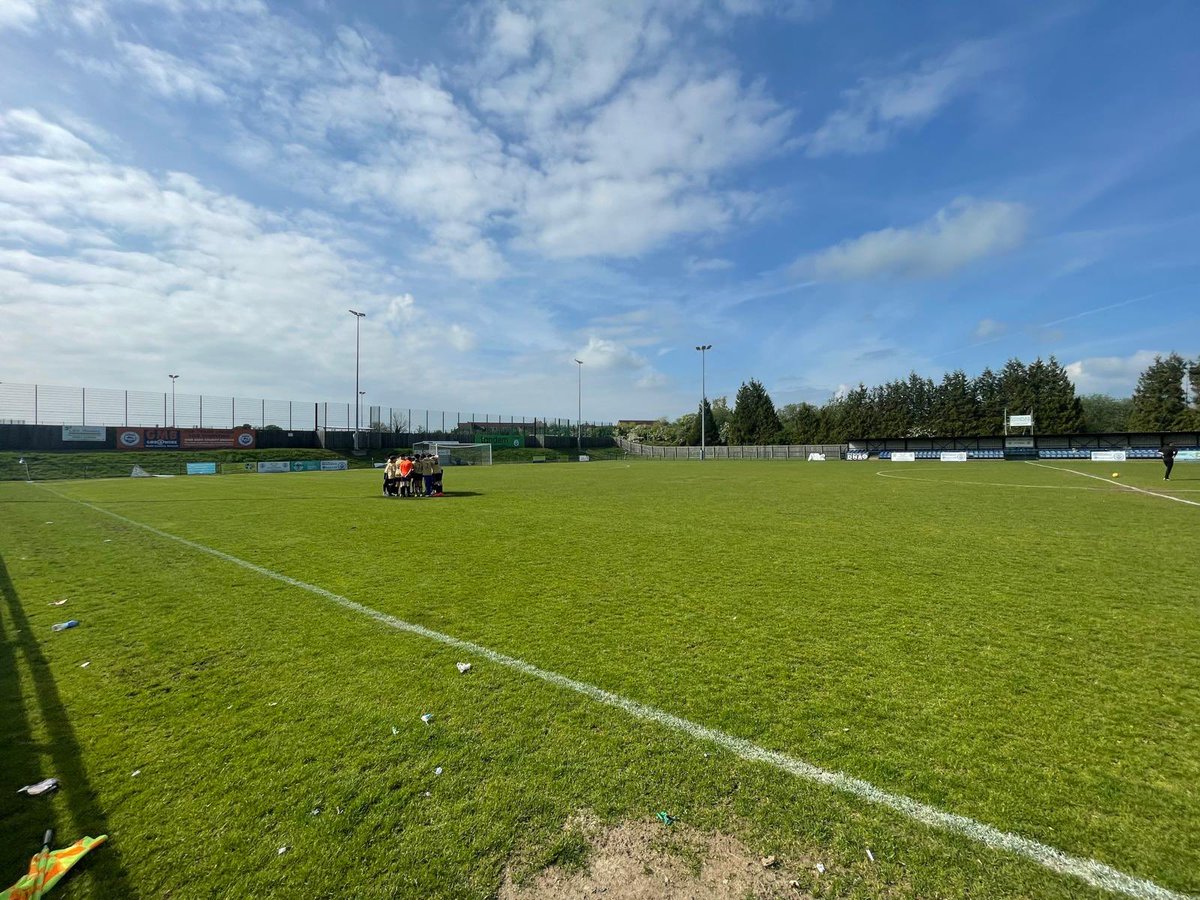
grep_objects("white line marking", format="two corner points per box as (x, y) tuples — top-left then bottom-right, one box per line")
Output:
(36, 485), (1196, 900)
(1025, 463), (1200, 508)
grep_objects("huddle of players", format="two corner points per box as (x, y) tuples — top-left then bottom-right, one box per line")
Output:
(383, 453), (443, 497)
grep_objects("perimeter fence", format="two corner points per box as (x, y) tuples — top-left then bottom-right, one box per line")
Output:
(0, 381), (611, 437)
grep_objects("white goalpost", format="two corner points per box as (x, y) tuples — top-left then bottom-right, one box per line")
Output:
(413, 441), (492, 466)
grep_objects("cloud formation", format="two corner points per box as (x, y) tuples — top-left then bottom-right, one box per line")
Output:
(806, 41), (999, 157)
(802, 197), (1029, 280)
(1065, 350), (1163, 396)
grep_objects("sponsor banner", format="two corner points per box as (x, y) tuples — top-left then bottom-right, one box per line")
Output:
(257, 461), (291, 473)
(891, 451), (916, 462)
(1178, 450), (1200, 461)
(474, 432), (522, 448)
(62, 425), (106, 442)
(807, 452), (826, 461)
(1004, 437), (1035, 448)
(1091, 450), (1127, 462)
(186, 462), (218, 475)
(290, 460), (322, 472)
(1008, 415), (1033, 427)
(117, 427), (256, 450)
(320, 460), (349, 471)
(846, 451), (870, 461)
(940, 451), (968, 462)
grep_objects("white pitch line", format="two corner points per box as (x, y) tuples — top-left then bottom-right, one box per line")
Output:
(1025, 462), (1200, 508)
(875, 471), (1113, 491)
(37, 486), (1196, 900)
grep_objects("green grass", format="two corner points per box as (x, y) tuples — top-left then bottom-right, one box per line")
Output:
(1, 459), (1197, 898)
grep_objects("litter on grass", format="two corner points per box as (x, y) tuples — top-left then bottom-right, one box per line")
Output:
(391, 726), (398, 736)
(456, 662), (471, 673)
(130, 770), (141, 778)
(815, 863), (826, 874)
(760, 856), (777, 868)
(80, 661), (90, 668)
(277, 846), (289, 855)
(420, 713), (433, 724)
(434, 767), (443, 776)
(866, 848), (875, 862)
(52, 621), (80, 632)
(17, 778), (59, 796)
(49, 599), (68, 606)
(656, 812), (674, 826)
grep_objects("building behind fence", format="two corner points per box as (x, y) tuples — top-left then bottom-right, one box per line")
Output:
(0, 381), (612, 438)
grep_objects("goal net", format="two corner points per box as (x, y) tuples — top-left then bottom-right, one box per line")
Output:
(413, 441), (492, 466)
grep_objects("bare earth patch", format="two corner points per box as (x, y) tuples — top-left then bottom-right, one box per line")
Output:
(500, 815), (818, 900)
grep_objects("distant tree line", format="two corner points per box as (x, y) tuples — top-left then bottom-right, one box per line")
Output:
(619, 353), (1200, 445)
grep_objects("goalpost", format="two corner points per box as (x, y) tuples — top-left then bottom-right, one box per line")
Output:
(412, 441), (492, 466)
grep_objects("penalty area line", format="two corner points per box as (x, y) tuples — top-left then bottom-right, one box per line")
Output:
(1025, 462), (1200, 508)
(37, 484), (1195, 900)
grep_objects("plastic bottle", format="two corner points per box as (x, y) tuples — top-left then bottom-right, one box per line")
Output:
(52, 620), (80, 632)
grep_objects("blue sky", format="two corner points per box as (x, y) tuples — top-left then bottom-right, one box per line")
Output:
(1, 0), (1197, 422)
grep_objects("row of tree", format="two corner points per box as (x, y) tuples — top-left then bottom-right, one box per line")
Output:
(620, 353), (1200, 445)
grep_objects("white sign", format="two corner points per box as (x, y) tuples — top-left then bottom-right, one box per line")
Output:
(846, 451), (870, 461)
(940, 451), (968, 462)
(807, 452), (826, 461)
(320, 460), (349, 471)
(578, 455), (590, 462)
(1178, 450), (1200, 461)
(891, 452), (916, 462)
(62, 425), (106, 442)
(257, 461), (291, 473)
(1091, 450), (1127, 462)
(1008, 415), (1033, 427)
(1005, 437), (1035, 448)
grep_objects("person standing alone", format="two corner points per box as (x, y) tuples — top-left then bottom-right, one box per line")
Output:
(1161, 444), (1178, 481)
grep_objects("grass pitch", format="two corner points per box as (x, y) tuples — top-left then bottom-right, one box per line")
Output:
(1, 460), (1197, 898)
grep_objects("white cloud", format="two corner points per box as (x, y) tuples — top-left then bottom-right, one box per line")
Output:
(803, 198), (1029, 280)
(635, 369), (669, 389)
(806, 41), (999, 157)
(575, 336), (647, 372)
(116, 42), (227, 103)
(972, 318), (1008, 340)
(0, 0), (40, 30)
(1065, 350), (1162, 396)
(685, 255), (734, 274)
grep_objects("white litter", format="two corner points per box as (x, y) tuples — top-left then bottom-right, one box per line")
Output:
(80, 661), (90, 668)
(49, 599), (68, 607)
(277, 846), (289, 855)
(17, 778), (59, 796)
(456, 662), (471, 674)
(391, 726), (398, 736)
(866, 848), (875, 862)
(420, 713), (433, 724)
(131, 770), (141, 777)
(815, 863), (825, 874)
(269, 702), (278, 707)
(434, 767), (443, 776)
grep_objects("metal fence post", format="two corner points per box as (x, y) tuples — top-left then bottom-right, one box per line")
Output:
(261, 398), (265, 428)
(199, 395), (204, 428)
(34, 384), (38, 425)
(82, 387), (86, 425)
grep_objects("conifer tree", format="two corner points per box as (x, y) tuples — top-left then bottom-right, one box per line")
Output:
(1129, 353), (1189, 431)
(728, 379), (783, 444)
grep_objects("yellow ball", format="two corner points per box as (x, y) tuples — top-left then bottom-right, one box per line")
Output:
(1111, 472), (1119, 478)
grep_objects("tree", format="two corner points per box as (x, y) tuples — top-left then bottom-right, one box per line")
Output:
(1079, 394), (1133, 433)
(682, 399), (720, 446)
(779, 402), (822, 444)
(728, 379), (783, 445)
(1129, 353), (1189, 431)
(931, 370), (977, 436)
(999, 358), (1033, 421)
(973, 367), (1004, 435)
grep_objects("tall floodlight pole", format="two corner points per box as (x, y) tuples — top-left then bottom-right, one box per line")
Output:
(359, 390), (366, 433)
(349, 309), (366, 448)
(574, 359), (584, 454)
(695, 344), (712, 460)
(168, 374), (179, 427)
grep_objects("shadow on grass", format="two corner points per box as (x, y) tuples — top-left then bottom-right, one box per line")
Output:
(374, 491), (483, 500)
(0, 554), (134, 897)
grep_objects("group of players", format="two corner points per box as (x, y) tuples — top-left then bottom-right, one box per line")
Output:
(383, 453), (444, 498)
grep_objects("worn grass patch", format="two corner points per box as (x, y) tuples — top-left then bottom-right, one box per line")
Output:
(1, 459), (1197, 898)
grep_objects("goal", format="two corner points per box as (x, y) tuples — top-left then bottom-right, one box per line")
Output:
(413, 441), (492, 466)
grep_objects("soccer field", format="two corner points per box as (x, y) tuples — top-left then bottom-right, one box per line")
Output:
(2, 460), (1197, 899)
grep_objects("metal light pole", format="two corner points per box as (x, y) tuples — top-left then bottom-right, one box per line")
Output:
(359, 390), (366, 433)
(695, 344), (711, 460)
(574, 359), (583, 454)
(349, 309), (366, 448)
(168, 374), (179, 427)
